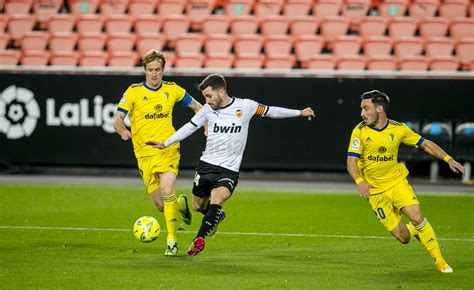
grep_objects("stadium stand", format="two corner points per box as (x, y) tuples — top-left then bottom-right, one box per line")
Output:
(453, 122), (474, 184)
(422, 122), (453, 182)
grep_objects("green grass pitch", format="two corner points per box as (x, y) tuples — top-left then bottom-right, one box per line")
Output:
(0, 183), (473, 289)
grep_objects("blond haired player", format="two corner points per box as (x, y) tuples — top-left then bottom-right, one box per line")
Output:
(113, 49), (203, 256)
(347, 90), (465, 273)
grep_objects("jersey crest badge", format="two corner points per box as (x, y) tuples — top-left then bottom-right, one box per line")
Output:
(236, 109), (243, 118)
(164, 92), (169, 99)
(389, 134), (394, 142)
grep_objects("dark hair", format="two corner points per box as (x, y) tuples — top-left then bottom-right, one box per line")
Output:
(361, 90), (390, 112)
(198, 74), (227, 91)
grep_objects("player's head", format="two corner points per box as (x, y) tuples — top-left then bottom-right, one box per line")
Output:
(142, 49), (166, 88)
(360, 90), (390, 127)
(198, 74), (228, 110)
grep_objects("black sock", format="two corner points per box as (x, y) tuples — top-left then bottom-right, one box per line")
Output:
(200, 201), (210, 215)
(196, 204), (222, 239)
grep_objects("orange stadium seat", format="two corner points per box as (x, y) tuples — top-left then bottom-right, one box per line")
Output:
(174, 53), (205, 68)
(234, 34), (263, 55)
(363, 36), (393, 56)
(202, 15), (231, 35)
(7, 14), (36, 44)
(388, 17), (417, 39)
(20, 31), (49, 52)
(128, 0), (156, 16)
(20, 50), (49, 66)
(283, 0), (312, 17)
(33, 0), (63, 28)
(307, 54), (337, 69)
(409, 1), (438, 22)
(264, 35), (294, 56)
(366, 55), (397, 70)
(99, 0), (129, 16)
(254, 0), (284, 17)
(107, 32), (136, 52)
(50, 51), (79, 66)
(204, 34), (234, 56)
(419, 17), (449, 39)
(187, 0), (215, 30)
(394, 36), (424, 58)
(157, 0), (186, 15)
(49, 32), (78, 53)
(224, 0), (253, 16)
(294, 35), (324, 65)
(341, 0), (370, 29)
(79, 51), (108, 66)
(0, 33), (10, 49)
(320, 16), (349, 43)
(76, 15), (104, 34)
(134, 15), (161, 35)
(136, 33), (166, 56)
(378, 0), (408, 18)
(264, 54), (296, 69)
(455, 37), (474, 69)
(0, 49), (21, 65)
(105, 15), (133, 33)
(439, 0), (468, 20)
(260, 16), (290, 36)
(70, 0), (100, 15)
(398, 55), (429, 71)
(0, 15), (8, 32)
(230, 15), (260, 35)
(450, 18), (474, 39)
(162, 51), (176, 68)
(312, 0), (341, 18)
(175, 33), (204, 55)
(359, 16), (388, 37)
(204, 54), (234, 68)
(234, 53), (264, 68)
(5, 0), (32, 15)
(47, 14), (76, 34)
(290, 16), (319, 37)
(424, 37), (454, 57)
(429, 55), (459, 71)
(337, 55), (366, 70)
(108, 51), (138, 67)
(78, 32), (107, 52)
(161, 15), (191, 43)
(333, 35), (361, 57)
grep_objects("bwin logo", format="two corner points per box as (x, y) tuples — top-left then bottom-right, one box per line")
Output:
(213, 123), (241, 134)
(0, 85), (40, 139)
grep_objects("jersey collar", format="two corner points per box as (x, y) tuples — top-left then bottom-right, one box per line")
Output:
(218, 97), (235, 110)
(143, 81), (162, 92)
(370, 120), (389, 132)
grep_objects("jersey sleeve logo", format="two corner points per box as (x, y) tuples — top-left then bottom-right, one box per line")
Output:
(351, 138), (360, 150)
(119, 94), (126, 104)
(235, 109), (243, 118)
(255, 104), (267, 116)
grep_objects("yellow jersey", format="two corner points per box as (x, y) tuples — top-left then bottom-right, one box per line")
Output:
(347, 120), (424, 194)
(117, 81), (192, 158)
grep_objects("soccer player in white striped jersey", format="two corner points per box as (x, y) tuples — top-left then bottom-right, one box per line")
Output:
(146, 74), (315, 256)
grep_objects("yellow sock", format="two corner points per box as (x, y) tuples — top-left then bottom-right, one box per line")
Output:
(406, 222), (418, 239)
(415, 218), (443, 263)
(163, 193), (179, 241)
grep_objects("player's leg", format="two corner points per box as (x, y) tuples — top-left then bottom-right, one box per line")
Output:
(402, 204), (452, 273)
(177, 194), (192, 226)
(159, 171), (180, 256)
(390, 220), (411, 244)
(192, 195), (210, 213)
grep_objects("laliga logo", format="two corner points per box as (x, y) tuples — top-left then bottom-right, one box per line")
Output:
(0, 85), (40, 139)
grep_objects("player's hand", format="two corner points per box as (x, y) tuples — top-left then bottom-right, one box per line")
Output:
(300, 107), (315, 121)
(357, 181), (372, 199)
(145, 141), (166, 149)
(120, 130), (132, 141)
(448, 159), (465, 175)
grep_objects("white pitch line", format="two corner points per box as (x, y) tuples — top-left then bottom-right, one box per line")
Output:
(1, 225), (473, 242)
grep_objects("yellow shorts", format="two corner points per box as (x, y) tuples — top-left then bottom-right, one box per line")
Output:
(137, 144), (180, 193)
(368, 179), (420, 232)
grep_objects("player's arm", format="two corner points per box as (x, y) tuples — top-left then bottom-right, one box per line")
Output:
(347, 156), (371, 198)
(182, 93), (208, 136)
(257, 104), (315, 120)
(113, 110), (132, 141)
(419, 139), (465, 174)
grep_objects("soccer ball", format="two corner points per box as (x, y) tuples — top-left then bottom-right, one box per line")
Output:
(133, 216), (160, 242)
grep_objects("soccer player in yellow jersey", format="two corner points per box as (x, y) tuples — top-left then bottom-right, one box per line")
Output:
(112, 49), (203, 256)
(347, 90), (465, 273)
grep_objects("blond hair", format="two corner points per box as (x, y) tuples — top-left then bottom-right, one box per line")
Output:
(142, 49), (166, 69)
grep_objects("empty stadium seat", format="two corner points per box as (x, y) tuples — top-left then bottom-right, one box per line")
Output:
(320, 16), (349, 43)
(76, 15), (104, 34)
(234, 34), (263, 55)
(454, 122), (474, 161)
(283, 0), (312, 17)
(307, 54), (337, 69)
(20, 50), (49, 66)
(312, 0), (341, 18)
(175, 33), (204, 55)
(388, 17), (417, 39)
(333, 35), (361, 57)
(107, 32), (136, 52)
(47, 14), (76, 34)
(33, 0), (63, 28)
(429, 55), (459, 71)
(204, 54), (234, 68)
(136, 33), (165, 56)
(264, 54), (296, 69)
(422, 121), (452, 153)
(260, 16), (290, 36)
(0, 15), (8, 32)
(70, 0), (100, 15)
(379, 0), (408, 18)
(174, 53), (205, 68)
(0, 33), (10, 49)
(50, 51), (79, 66)
(409, 1), (438, 22)
(5, 0), (32, 15)
(394, 37), (424, 58)
(455, 37), (474, 68)
(134, 15), (161, 35)
(78, 32), (107, 52)
(398, 55), (429, 70)
(108, 51), (138, 67)
(186, 0), (215, 30)
(366, 55), (397, 70)
(225, 0), (253, 16)
(202, 15), (230, 35)
(7, 14), (35, 44)
(99, 0), (129, 16)
(419, 17), (449, 39)
(337, 55), (366, 70)
(157, 0), (185, 15)
(79, 51), (108, 66)
(290, 16), (319, 37)
(439, 0), (468, 20)
(294, 35), (324, 64)
(21, 31), (49, 51)
(234, 53), (264, 68)
(161, 15), (191, 43)
(424, 37), (454, 57)
(450, 18), (474, 39)
(363, 36), (393, 56)
(49, 32), (78, 53)
(359, 16), (388, 37)
(230, 15), (259, 35)
(128, 0), (156, 16)
(162, 51), (176, 68)
(254, 0), (284, 17)
(341, 0), (370, 28)
(105, 15), (133, 33)
(264, 35), (294, 56)
(0, 49), (21, 65)
(204, 34), (233, 56)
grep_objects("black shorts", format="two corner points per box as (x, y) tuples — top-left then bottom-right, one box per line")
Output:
(192, 160), (239, 198)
